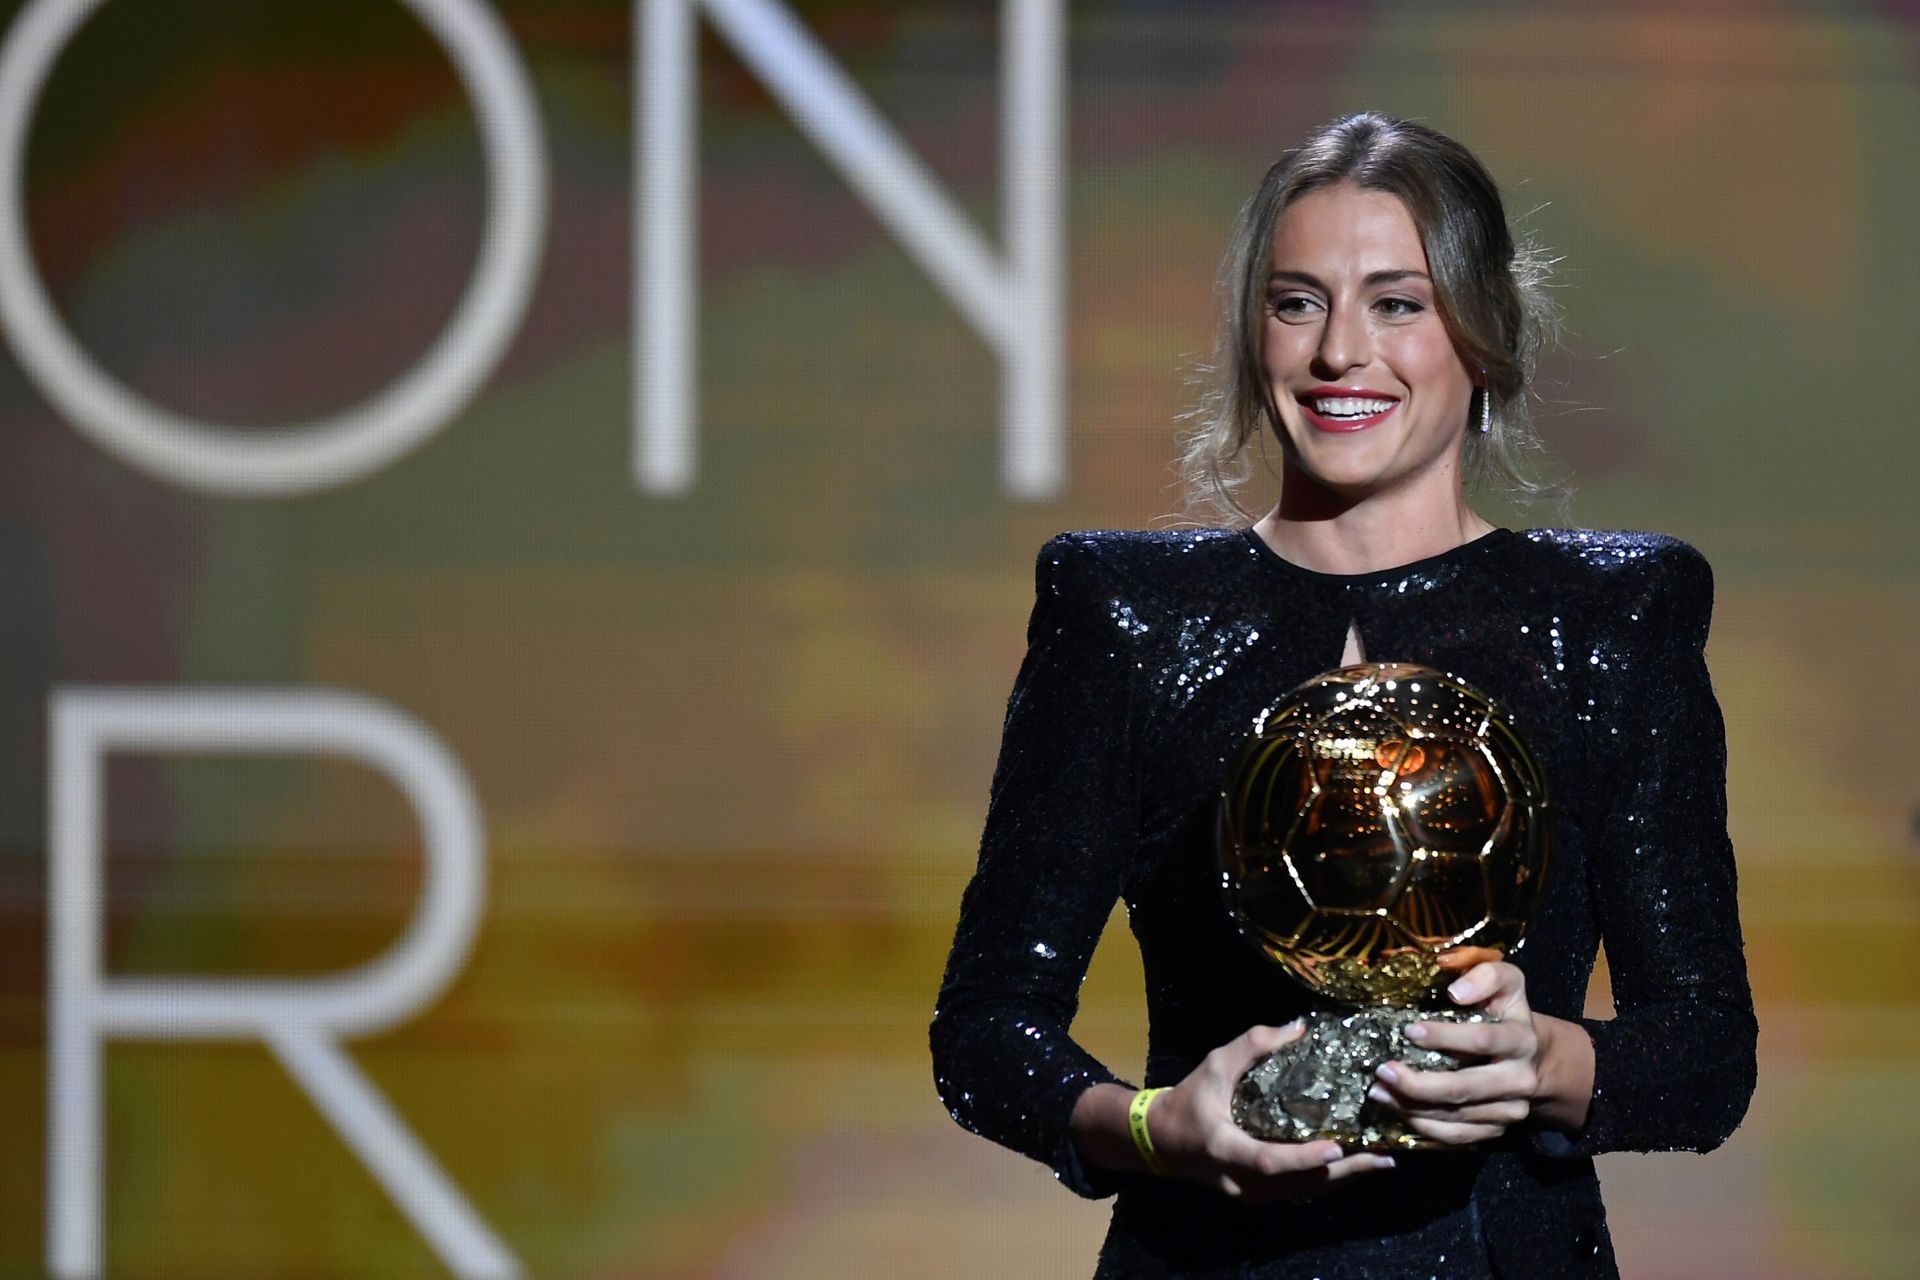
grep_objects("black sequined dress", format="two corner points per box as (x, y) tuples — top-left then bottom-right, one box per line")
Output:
(931, 527), (1756, 1279)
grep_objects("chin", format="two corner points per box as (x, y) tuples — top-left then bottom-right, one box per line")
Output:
(1313, 473), (1394, 501)
(1290, 444), (1400, 494)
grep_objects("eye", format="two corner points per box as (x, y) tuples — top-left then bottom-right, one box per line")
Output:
(1267, 294), (1321, 321)
(1374, 296), (1425, 318)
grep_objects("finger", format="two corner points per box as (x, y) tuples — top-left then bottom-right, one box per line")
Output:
(1374, 1060), (1535, 1108)
(1405, 1017), (1530, 1061)
(1445, 961), (1528, 1018)
(1223, 1019), (1306, 1076)
(1400, 1114), (1507, 1146)
(1442, 960), (1511, 1005)
(1373, 1089), (1530, 1127)
(1247, 1019), (1307, 1053)
(1238, 1152), (1395, 1204)
(1210, 1128), (1345, 1179)
(1435, 945), (1502, 973)
(1322, 1151), (1396, 1182)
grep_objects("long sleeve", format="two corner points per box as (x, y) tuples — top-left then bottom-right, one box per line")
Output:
(930, 534), (1142, 1196)
(1538, 540), (1758, 1158)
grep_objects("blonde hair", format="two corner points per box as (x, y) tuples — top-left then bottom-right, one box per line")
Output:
(1179, 112), (1562, 524)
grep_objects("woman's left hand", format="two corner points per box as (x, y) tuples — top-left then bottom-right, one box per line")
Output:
(1365, 960), (1546, 1145)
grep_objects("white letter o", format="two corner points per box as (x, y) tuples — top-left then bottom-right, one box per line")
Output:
(0, 0), (547, 496)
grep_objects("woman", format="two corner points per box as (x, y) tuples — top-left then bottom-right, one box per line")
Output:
(930, 113), (1756, 1278)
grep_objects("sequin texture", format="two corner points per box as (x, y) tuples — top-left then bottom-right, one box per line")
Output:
(930, 527), (1756, 1278)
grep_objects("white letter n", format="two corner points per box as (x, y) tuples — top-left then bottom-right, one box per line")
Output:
(638, 0), (1066, 498)
(46, 687), (518, 1280)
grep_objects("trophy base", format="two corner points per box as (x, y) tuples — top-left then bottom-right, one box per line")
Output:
(1232, 1006), (1490, 1151)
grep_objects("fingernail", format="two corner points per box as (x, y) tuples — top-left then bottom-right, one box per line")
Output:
(1448, 979), (1472, 1002)
(1405, 1023), (1427, 1043)
(1367, 1084), (1391, 1105)
(1285, 1017), (1305, 1032)
(1375, 1156), (1397, 1170)
(1322, 1144), (1344, 1164)
(1375, 1063), (1398, 1085)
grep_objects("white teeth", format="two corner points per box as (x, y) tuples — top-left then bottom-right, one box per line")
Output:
(1311, 396), (1396, 418)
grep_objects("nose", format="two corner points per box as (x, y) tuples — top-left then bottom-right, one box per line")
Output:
(1311, 300), (1371, 380)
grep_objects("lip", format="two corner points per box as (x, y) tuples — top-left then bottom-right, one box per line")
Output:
(1296, 386), (1401, 434)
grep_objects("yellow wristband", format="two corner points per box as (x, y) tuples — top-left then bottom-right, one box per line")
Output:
(1127, 1087), (1171, 1176)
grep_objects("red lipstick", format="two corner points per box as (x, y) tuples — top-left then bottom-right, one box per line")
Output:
(1296, 386), (1400, 434)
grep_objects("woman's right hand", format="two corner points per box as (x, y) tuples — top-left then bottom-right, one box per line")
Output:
(1148, 1021), (1396, 1203)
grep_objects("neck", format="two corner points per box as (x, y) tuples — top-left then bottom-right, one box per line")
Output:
(1255, 461), (1495, 577)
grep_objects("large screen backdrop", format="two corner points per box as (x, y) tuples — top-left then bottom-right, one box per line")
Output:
(1, 2), (1915, 1276)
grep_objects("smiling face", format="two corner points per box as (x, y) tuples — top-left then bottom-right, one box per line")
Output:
(1262, 182), (1478, 502)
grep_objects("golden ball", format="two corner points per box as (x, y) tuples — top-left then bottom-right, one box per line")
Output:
(1218, 663), (1552, 1007)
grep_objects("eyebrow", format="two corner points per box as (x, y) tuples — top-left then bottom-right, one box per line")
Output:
(1268, 269), (1431, 289)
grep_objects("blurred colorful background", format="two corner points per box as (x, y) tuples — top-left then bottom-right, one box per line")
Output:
(1, 1), (1916, 1276)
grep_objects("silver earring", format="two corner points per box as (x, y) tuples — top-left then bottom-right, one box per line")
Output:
(1477, 387), (1491, 434)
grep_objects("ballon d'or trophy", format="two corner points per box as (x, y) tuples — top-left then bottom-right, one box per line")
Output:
(1218, 663), (1551, 1149)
